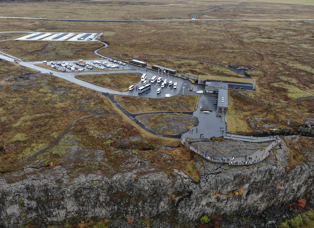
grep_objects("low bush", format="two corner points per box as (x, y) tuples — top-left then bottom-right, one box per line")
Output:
(200, 215), (210, 224)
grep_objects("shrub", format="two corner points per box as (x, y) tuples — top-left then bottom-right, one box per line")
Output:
(289, 215), (302, 228)
(200, 215), (210, 224)
(307, 210), (314, 220)
(279, 222), (290, 228)
(302, 214), (309, 224)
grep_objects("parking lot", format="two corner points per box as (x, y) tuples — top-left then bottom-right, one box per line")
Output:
(24, 58), (197, 99)
(41, 58), (129, 73)
(15, 32), (101, 42)
(127, 70), (185, 98)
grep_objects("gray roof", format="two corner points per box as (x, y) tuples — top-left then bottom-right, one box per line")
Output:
(131, 59), (147, 64)
(205, 81), (228, 90)
(152, 65), (176, 72)
(217, 89), (228, 108)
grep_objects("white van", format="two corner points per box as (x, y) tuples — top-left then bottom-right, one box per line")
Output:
(141, 74), (147, 81)
(150, 76), (157, 83)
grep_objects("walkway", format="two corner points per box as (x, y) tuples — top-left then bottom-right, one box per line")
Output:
(223, 134), (277, 143)
(181, 137), (281, 166)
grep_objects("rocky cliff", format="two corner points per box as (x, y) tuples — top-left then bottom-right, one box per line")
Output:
(0, 136), (313, 227)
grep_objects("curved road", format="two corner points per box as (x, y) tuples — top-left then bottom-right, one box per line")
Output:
(0, 32), (284, 166)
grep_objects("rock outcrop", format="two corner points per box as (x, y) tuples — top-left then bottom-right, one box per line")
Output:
(0, 136), (313, 227)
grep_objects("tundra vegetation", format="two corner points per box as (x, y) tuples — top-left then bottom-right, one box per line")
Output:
(0, 63), (202, 183)
(76, 73), (142, 92)
(0, 1), (314, 226)
(0, 0), (312, 176)
(115, 95), (199, 113)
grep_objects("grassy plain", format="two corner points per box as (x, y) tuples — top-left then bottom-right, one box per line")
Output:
(136, 113), (197, 135)
(0, 33), (29, 40)
(0, 2), (313, 133)
(0, 61), (37, 79)
(0, 41), (102, 61)
(76, 73), (141, 92)
(0, 0), (232, 20)
(200, 1), (314, 19)
(0, 70), (201, 182)
(115, 95), (199, 113)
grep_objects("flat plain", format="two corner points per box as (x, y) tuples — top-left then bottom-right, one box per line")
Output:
(0, 0), (232, 20)
(76, 73), (142, 92)
(0, 0), (314, 184)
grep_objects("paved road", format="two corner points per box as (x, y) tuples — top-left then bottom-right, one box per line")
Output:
(21, 60), (193, 99)
(1, 16), (314, 23)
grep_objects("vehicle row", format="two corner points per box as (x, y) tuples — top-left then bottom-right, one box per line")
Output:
(140, 73), (178, 89)
(129, 74), (178, 97)
(86, 60), (124, 70)
(43, 60), (94, 72)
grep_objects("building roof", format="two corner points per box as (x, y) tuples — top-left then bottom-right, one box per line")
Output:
(152, 65), (176, 72)
(131, 59), (147, 64)
(205, 81), (228, 90)
(217, 89), (228, 108)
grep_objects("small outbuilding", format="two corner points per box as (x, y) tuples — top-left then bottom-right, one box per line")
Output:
(216, 89), (228, 117)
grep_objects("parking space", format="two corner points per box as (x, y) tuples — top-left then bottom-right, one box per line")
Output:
(16, 33), (53, 41)
(15, 33), (37, 40)
(42, 33), (65, 41)
(40, 58), (130, 73)
(127, 71), (183, 98)
(67, 33), (99, 42)
(55, 33), (76, 41)
(15, 32), (99, 42)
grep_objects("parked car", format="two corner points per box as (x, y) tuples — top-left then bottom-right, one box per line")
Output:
(196, 90), (204, 94)
(165, 94), (172, 98)
(173, 82), (177, 89)
(161, 83), (165, 88)
(169, 81), (173, 86)
(157, 88), (161, 94)
(129, 85), (135, 91)
(143, 80), (148, 85)
(203, 111), (211, 114)
(157, 77), (162, 83)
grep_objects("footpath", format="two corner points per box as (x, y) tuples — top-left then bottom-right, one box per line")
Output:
(181, 136), (281, 166)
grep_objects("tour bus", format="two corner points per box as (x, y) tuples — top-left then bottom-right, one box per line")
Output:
(150, 76), (157, 83)
(138, 84), (151, 94)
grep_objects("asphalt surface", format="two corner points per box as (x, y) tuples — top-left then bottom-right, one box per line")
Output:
(1, 17), (314, 23)
(21, 60), (194, 99)
(183, 137), (281, 165)
(181, 95), (226, 139)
